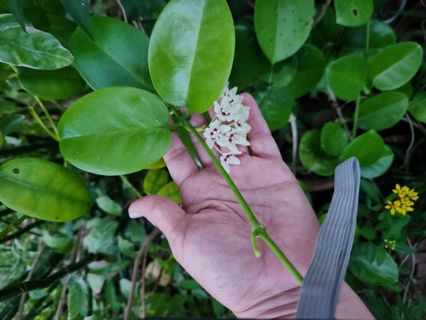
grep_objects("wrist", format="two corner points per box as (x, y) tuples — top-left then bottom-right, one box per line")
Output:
(335, 283), (375, 319)
(232, 286), (300, 319)
(232, 283), (374, 319)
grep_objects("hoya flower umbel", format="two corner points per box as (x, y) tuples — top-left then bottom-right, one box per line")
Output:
(204, 120), (231, 149)
(203, 86), (251, 173)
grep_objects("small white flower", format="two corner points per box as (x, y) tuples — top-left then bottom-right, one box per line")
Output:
(234, 105), (250, 123)
(214, 100), (240, 122)
(220, 153), (241, 173)
(203, 86), (251, 173)
(234, 122), (251, 135)
(203, 120), (231, 149)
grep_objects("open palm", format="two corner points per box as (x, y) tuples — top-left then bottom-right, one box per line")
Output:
(129, 94), (372, 318)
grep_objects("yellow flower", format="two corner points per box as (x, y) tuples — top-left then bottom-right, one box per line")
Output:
(385, 201), (397, 215)
(386, 184), (419, 216)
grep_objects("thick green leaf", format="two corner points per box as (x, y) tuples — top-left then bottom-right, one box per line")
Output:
(149, 0), (235, 112)
(408, 92), (426, 123)
(360, 145), (394, 179)
(18, 67), (85, 100)
(326, 55), (368, 101)
(70, 16), (151, 90)
(0, 14), (73, 70)
(68, 275), (89, 318)
(58, 87), (172, 176)
(254, 0), (315, 63)
(370, 42), (423, 91)
(6, 0), (25, 30)
(257, 87), (295, 131)
(59, 0), (92, 36)
(341, 20), (396, 49)
(283, 44), (326, 99)
(350, 243), (398, 286)
(299, 130), (340, 176)
(320, 122), (348, 157)
(342, 130), (384, 166)
(230, 25), (269, 90)
(0, 158), (91, 222)
(143, 168), (169, 195)
(335, 0), (373, 27)
(358, 92), (408, 131)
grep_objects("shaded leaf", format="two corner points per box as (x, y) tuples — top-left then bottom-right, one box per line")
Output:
(143, 168), (169, 195)
(326, 54), (368, 101)
(283, 44), (326, 98)
(83, 219), (118, 254)
(18, 67), (85, 100)
(68, 275), (89, 318)
(370, 42), (423, 91)
(254, 0), (315, 63)
(59, 0), (92, 36)
(342, 130), (384, 166)
(257, 87), (295, 130)
(299, 130), (340, 176)
(6, 0), (25, 30)
(158, 182), (182, 204)
(358, 92), (408, 131)
(96, 195), (122, 216)
(360, 145), (394, 179)
(70, 16), (151, 90)
(350, 243), (398, 286)
(230, 25), (269, 90)
(408, 92), (426, 123)
(0, 158), (91, 222)
(320, 122), (348, 157)
(335, 0), (373, 27)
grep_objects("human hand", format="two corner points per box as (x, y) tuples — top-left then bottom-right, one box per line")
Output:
(129, 94), (373, 319)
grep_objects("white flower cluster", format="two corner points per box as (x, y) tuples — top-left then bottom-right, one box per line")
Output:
(203, 87), (251, 173)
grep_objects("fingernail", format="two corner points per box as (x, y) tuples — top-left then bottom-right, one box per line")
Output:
(128, 211), (142, 219)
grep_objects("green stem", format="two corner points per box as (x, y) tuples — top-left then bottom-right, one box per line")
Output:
(352, 95), (361, 138)
(28, 107), (58, 141)
(0, 216), (26, 239)
(365, 20), (371, 54)
(120, 175), (142, 198)
(185, 122), (303, 284)
(34, 96), (59, 140)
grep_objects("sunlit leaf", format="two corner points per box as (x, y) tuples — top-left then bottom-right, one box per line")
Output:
(148, 0), (235, 112)
(58, 88), (172, 176)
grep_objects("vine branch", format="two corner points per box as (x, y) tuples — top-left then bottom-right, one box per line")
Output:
(124, 229), (161, 320)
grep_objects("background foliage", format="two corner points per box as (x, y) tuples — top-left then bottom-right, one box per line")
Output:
(0, 0), (425, 319)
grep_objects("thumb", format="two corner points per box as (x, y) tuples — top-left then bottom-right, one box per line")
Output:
(128, 195), (186, 240)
